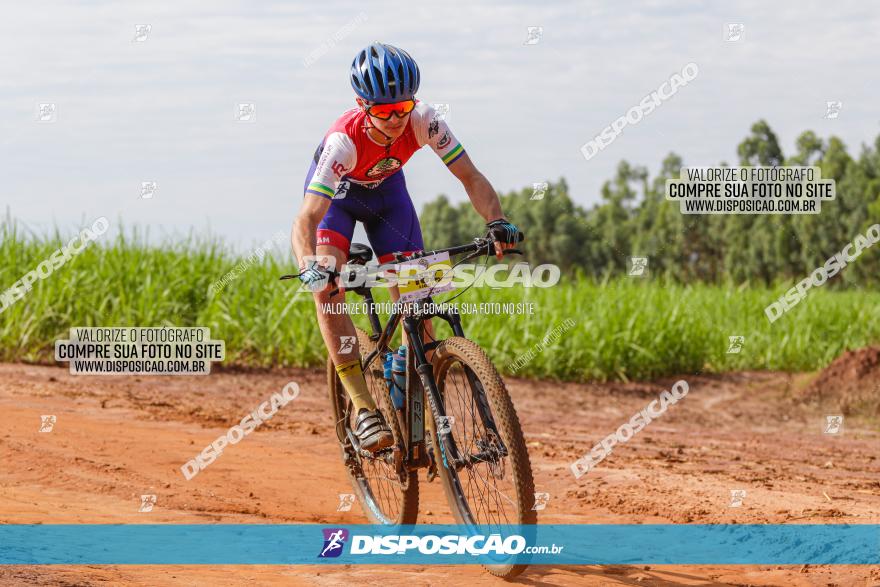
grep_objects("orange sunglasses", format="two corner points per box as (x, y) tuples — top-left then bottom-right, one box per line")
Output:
(363, 99), (416, 120)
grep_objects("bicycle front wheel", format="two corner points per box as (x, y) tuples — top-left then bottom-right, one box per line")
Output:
(429, 336), (536, 578)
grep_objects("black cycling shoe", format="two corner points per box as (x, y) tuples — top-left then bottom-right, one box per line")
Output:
(355, 408), (394, 453)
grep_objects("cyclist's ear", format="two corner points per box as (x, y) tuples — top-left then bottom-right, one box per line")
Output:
(355, 97), (368, 111)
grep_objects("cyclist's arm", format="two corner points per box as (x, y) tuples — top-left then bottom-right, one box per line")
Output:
(447, 153), (505, 224)
(447, 154), (512, 259)
(293, 132), (357, 266)
(292, 195), (331, 269)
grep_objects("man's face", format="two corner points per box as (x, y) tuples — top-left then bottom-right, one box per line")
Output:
(358, 98), (411, 140)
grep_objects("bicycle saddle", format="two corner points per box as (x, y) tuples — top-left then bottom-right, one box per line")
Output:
(349, 243), (373, 265)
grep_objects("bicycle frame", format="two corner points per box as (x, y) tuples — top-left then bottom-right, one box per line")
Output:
(349, 282), (506, 473)
(284, 236), (520, 473)
(355, 285), (462, 469)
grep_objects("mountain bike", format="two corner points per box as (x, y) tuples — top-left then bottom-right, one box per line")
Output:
(285, 235), (536, 578)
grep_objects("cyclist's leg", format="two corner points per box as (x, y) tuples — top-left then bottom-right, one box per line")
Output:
(313, 201), (393, 451)
(304, 160), (382, 419)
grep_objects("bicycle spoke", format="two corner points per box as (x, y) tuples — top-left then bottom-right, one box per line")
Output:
(443, 362), (519, 526)
(340, 359), (407, 523)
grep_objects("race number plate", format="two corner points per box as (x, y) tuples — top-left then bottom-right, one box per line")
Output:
(397, 252), (455, 302)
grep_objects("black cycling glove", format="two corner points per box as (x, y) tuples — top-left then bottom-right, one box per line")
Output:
(486, 218), (520, 244)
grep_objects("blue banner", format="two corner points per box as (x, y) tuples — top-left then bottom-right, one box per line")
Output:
(0, 524), (877, 565)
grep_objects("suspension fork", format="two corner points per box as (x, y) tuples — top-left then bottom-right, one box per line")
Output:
(403, 317), (464, 469)
(433, 309), (504, 451)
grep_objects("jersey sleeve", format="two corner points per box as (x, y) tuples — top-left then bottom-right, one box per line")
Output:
(305, 132), (357, 200)
(411, 102), (466, 168)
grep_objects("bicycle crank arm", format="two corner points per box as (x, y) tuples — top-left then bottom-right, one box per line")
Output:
(345, 427), (395, 463)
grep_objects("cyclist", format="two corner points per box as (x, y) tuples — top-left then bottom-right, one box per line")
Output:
(291, 42), (520, 452)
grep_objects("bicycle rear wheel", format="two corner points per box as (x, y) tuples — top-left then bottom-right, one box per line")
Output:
(328, 327), (418, 524)
(429, 336), (536, 578)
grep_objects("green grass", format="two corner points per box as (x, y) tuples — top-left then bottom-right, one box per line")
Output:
(2, 223), (879, 381)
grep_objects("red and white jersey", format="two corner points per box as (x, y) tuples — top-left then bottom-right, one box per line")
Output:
(305, 101), (466, 199)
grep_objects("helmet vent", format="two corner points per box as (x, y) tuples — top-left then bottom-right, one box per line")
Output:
(350, 42), (420, 102)
(386, 65), (397, 99)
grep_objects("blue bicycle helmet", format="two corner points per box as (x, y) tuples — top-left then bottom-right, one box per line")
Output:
(350, 43), (420, 103)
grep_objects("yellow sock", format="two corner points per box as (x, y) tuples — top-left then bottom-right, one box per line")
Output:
(336, 359), (376, 413)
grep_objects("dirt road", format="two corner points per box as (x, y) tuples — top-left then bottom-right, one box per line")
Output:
(1, 363), (878, 586)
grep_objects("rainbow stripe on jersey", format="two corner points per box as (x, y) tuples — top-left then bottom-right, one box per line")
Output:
(306, 181), (335, 200)
(442, 144), (465, 167)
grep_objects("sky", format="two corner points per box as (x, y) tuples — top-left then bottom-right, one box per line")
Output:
(2, 0), (878, 252)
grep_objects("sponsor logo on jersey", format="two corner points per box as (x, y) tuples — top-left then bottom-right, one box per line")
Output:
(428, 117), (439, 139)
(365, 157), (402, 178)
(317, 142), (335, 170)
(334, 180), (350, 199)
(437, 132), (451, 149)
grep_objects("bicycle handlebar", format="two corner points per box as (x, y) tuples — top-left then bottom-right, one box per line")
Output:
(397, 232), (525, 263)
(280, 232), (526, 297)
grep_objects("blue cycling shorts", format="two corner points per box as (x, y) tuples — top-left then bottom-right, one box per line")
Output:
(304, 159), (424, 264)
